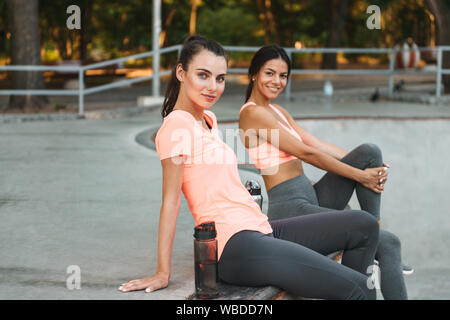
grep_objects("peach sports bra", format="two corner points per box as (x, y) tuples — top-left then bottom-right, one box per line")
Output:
(239, 102), (303, 170)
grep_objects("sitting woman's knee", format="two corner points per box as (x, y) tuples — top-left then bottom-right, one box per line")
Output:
(358, 143), (383, 165)
(352, 210), (380, 236)
(379, 229), (401, 251)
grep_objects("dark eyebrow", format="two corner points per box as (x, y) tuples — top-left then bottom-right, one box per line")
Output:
(196, 68), (227, 77)
(196, 68), (212, 75)
(265, 68), (288, 75)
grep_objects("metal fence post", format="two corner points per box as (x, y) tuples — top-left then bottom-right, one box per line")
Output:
(78, 68), (84, 116)
(388, 48), (395, 97)
(436, 46), (443, 99)
(285, 49), (292, 101)
(152, 0), (161, 97)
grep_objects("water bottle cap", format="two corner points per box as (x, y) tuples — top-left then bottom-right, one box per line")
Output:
(245, 180), (261, 195)
(194, 221), (217, 240)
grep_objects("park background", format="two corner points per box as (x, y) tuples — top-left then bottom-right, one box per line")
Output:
(1, 0), (450, 112)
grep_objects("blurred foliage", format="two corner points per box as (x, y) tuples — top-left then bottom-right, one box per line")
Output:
(0, 1), (8, 59)
(0, 0), (442, 65)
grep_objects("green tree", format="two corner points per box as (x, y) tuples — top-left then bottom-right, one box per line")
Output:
(197, 4), (262, 46)
(0, 1), (9, 58)
(39, 0), (82, 61)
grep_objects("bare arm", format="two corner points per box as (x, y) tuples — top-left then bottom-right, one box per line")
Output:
(314, 140), (349, 160)
(276, 104), (390, 169)
(119, 156), (184, 293)
(274, 104), (348, 160)
(240, 105), (386, 193)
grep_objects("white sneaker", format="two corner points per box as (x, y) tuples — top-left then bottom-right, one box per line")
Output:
(402, 264), (414, 275)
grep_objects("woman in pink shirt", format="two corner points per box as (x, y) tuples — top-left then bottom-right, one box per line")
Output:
(118, 36), (379, 300)
(239, 45), (408, 299)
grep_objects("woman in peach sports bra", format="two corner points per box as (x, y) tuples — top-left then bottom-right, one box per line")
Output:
(239, 45), (409, 299)
(118, 36), (380, 300)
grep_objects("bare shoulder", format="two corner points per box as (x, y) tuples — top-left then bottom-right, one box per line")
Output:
(271, 103), (293, 119)
(240, 104), (280, 133)
(240, 103), (271, 123)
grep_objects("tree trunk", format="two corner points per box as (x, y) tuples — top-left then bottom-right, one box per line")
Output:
(255, 0), (276, 45)
(264, 0), (277, 43)
(284, 0), (295, 47)
(189, 0), (199, 35)
(80, 0), (93, 63)
(6, 0), (48, 111)
(425, 0), (450, 94)
(160, 5), (178, 47)
(321, 0), (350, 70)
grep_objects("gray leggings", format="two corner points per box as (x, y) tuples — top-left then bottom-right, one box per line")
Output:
(218, 211), (379, 300)
(267, 143), (407, 300)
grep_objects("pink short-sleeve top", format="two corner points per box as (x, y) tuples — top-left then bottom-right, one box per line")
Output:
(155, 109), (273, 259)
(239, 102), (303, 170)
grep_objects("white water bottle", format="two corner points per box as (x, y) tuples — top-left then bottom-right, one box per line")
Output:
(324, 79), (333, 96)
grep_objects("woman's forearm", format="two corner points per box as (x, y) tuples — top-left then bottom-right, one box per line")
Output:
(302, 149), (363, 182)
(156, 203), (180, 278)
(316, 140), (348, 160)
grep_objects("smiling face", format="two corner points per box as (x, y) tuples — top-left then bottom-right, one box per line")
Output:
(176, 49), (227, 110)
(253, 57), (289, 100)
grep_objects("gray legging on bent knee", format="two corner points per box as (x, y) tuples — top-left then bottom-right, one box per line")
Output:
(218, 210), (379, 300)
(267, 143), (407, 300)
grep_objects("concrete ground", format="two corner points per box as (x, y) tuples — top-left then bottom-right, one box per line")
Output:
(0, 93), (449, 300)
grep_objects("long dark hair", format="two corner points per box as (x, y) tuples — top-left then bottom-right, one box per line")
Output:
(245, 45), (291, 102)
(161, 35), (229, 118)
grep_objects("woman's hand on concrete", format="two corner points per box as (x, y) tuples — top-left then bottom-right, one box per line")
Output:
(118, 272), (169, 293)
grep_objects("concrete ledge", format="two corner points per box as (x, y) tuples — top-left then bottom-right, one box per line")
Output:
(84, 102), (162, 120)
(187, 283), (285, 300)
(185, 251), (343, 300)
(0, 112), (86, 123)
(0, 98), (163, 124)
(135, 127), (159, 150)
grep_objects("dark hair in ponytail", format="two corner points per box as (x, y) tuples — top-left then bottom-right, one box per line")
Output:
(161, 35), (228, 118)
(245, 45), (291, 102)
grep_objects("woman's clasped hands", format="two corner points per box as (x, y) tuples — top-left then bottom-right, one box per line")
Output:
(358, 162), (390, 194)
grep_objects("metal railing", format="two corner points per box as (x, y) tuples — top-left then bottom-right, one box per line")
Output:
(0, 44), (182, 115)
(223, 45), (450, 101)
(1, 45), (449, 116)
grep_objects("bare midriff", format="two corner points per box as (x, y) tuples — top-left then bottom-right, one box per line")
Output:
(262, 158), (304, 192)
